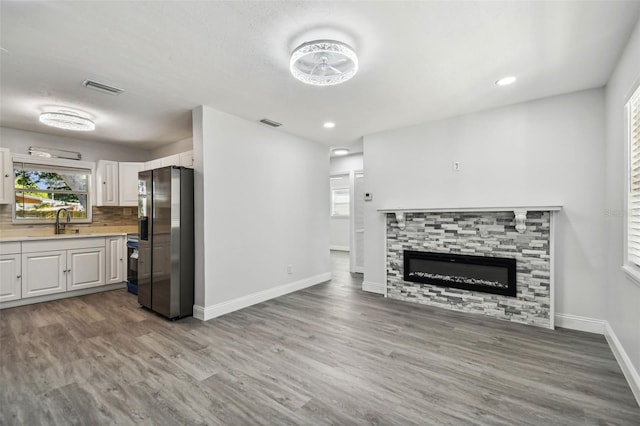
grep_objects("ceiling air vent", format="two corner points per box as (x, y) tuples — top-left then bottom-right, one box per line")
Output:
(259, 118), (282, 127)
(82, 79), (124, 95)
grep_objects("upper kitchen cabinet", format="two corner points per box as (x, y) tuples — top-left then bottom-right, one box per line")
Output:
(160, 154), (180, 167)
(0, 148), (14, 204)
(179, 151), (194, 168)
(96, 160), (143, 207)
(96, 160), (119, 206)
(144, 150), (193, 171)
(118, 162), (144, 206)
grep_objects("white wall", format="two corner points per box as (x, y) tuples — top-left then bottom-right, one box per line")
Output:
(330, 153), (363, 174)
(363, 89), (607, 322)
(330, 174), (350, 251)
(0, 127), (150, 162)
(193, 106), (330, 319)
(605, 18), (640, 392)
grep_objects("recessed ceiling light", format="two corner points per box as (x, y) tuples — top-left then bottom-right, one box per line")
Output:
(323, 122), (335, 129)
(495, 76), (517, 86)
(39, 111), (95, 131)
(332, 148), (350, 156)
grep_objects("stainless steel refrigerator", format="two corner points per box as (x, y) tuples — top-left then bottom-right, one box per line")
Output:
(137, 166), (194, 319)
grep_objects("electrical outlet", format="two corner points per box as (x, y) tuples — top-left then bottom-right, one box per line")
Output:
(452, 161), (460, 171)
(287, 264), (293, 274)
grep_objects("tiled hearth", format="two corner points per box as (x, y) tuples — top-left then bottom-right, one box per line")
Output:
(384, 208), (559, 329)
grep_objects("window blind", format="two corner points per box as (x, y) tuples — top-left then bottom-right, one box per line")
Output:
(628, 85), (640, 266)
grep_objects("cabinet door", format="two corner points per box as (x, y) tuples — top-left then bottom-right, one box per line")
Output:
(0, 147), (13, 205)
(22, 251), (66, 298)
(0, 254), (21, 302)
(118, 162), (144, 206)
(179, 151), (193, 168)
(105, 237), (125, 284)
(160, 154), (179, 167)
(96, 160), (119, 206)
(144, 159), (162, 171)
(67, 247), (105, 291)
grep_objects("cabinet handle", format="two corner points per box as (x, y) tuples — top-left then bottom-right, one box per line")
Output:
(67, 269), (71, 273)
(16, 275), (21, 279)
(4, 174), (8, 178)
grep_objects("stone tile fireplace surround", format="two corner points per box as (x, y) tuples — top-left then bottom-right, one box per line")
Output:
(381, 207), (561, 329)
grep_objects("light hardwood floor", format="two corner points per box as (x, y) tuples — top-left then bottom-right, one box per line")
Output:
(1, 251), (639, 425)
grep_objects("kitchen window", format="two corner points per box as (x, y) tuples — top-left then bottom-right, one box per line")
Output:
(625, 81), (640, 285)
(13, 158), (93, 223)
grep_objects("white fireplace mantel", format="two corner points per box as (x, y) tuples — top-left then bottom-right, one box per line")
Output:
(378, 206), (563, 232)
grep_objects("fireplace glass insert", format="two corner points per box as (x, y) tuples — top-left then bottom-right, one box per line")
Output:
(403, 250), (517, 297)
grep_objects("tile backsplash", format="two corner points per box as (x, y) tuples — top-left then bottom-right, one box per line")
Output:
(0, 205), (138, 237)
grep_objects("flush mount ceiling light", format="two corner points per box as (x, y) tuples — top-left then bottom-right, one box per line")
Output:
(495, 76), (517, 86)
(290, 40), (358, 86)
(332, 148), (350, 156)
(323, 121), (336, 129)
(39, 111), (95, 131)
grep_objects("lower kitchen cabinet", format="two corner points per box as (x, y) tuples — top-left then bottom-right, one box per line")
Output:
(22, 250), (67, 298)
(105, 236), (125, 285)
(0, 235), (127, 307)
(0, 253), (21, 302)
(67, 247), (105, 291)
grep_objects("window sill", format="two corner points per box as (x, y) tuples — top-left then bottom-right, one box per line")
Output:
(621, 265), (640, 289)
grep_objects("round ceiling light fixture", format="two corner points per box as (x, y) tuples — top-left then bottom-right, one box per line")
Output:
(39, 111), (95, 131)
(290, 40), (358, 86)
(323, 121), (336, 129)
(495, 76), (517, 86)
(332, 148), (350, 156)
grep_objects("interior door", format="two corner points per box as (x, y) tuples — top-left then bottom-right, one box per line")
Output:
(350, 170), (365, 273)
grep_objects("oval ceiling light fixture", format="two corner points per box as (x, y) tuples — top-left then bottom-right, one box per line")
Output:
(39, 111), (95, 131)
(495, 76), (517, 86)
(323, 121), (336, 129)
(290, 40), (358, 86)
(332, 148), (350, 156)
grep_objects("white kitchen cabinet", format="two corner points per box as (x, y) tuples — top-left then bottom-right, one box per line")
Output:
(22, 250), (67, 298)
(96, 160), (119, 206)
(118, 162), (143, 206)
(21, 237), (108, 298)
(105, 236), (125, 285)
(144, 159), (162, 171)
(160, 154), (180, 167)
(179, 150), (194, 168)
(0, 253), (21, 302)
(67, 247), (105, 291)
(0, 147), (13, 205)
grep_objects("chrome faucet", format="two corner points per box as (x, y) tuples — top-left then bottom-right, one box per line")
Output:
(55, 208), (71, 234)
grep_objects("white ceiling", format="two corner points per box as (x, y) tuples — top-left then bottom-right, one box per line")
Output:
(1, 1), (639, 151)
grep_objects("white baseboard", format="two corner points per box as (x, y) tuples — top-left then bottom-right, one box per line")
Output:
(554, 313), (606, 334)
(193, 272), (332, 321)
(605, 322), (640, 407)
(330, 245), (350, 252)
(362, 280), (385, 294)
(555, 313), (639, 407)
